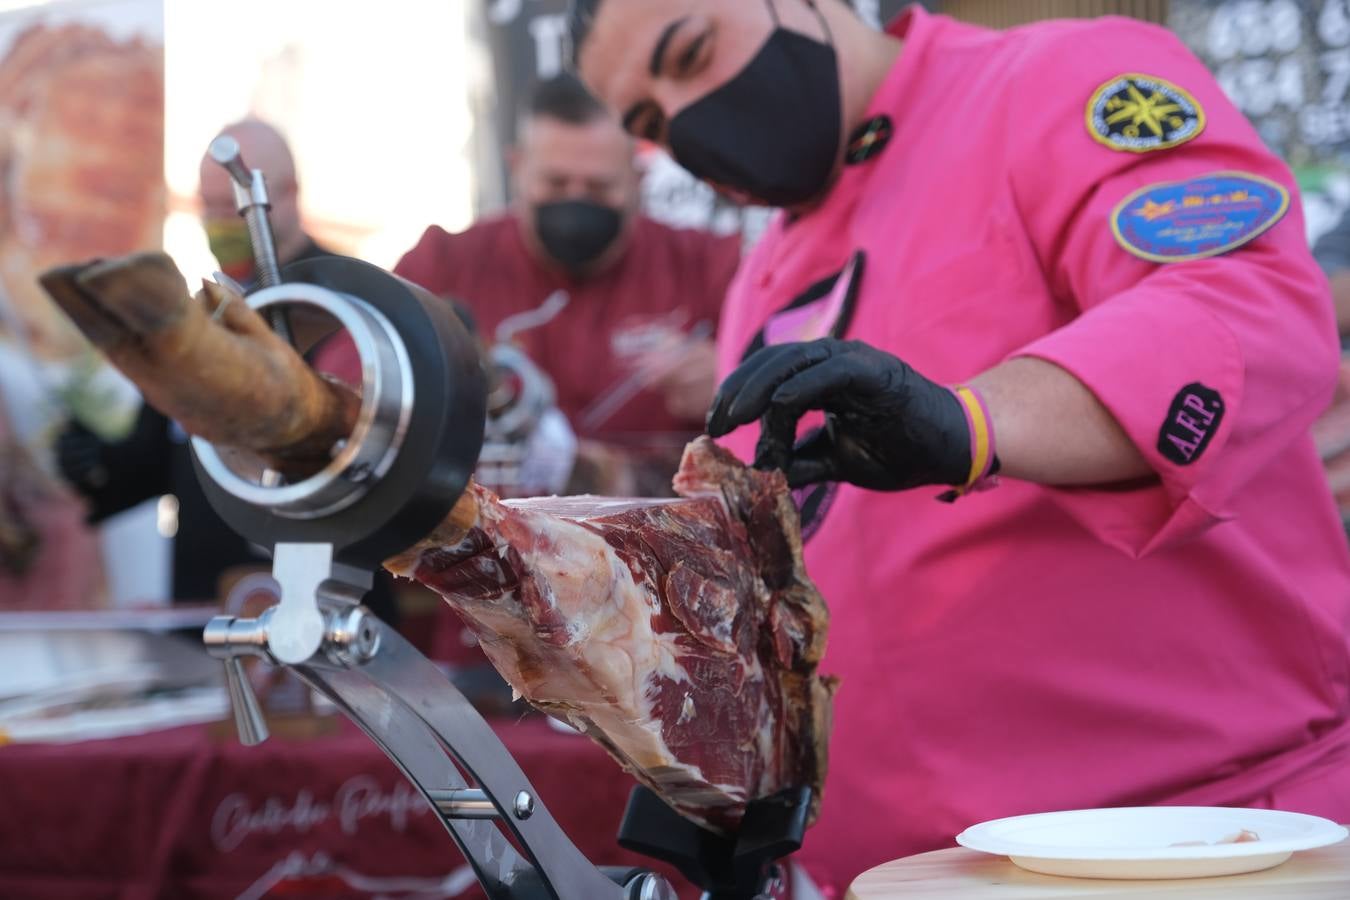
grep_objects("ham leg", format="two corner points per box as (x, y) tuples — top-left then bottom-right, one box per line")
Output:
(39, 253), (359, 474)
(38, 254), (835, 831)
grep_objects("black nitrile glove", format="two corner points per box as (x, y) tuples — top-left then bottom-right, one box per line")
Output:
(706, 339), (986, 491)
(56, 420), (109, 490)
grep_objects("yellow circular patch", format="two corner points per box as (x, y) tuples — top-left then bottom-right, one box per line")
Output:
(1086, 73), (1206, 153)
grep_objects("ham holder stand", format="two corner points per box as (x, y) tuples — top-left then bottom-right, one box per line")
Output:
(192, 138), (809, 900)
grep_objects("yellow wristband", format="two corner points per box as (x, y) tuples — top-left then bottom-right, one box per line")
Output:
(940, 385), (998, 502)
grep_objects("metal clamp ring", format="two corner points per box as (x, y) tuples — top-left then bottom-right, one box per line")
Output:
(192, 283), (414, 519)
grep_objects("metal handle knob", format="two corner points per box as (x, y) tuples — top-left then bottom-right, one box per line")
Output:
(208, 135), (253, 189)
(627, 873), (679, 900)
(205, 615), (271, 746)
(222, 656), (270, 746)
(206, 133), (285, 299)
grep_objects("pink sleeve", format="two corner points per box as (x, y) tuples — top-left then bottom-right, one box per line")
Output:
(1006, 21), (1338, 557)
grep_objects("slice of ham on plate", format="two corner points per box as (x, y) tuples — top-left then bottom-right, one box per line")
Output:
(956, 807), (1348, 880)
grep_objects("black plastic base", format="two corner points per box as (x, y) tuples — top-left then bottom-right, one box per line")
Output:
(617, 786), (811, 900)
(193, 257), (486, 570)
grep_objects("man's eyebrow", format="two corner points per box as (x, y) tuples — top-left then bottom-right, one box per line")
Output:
(649, 16), (689, 76)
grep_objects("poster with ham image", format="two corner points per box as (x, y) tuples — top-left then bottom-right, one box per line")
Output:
(0, 0), (164, 361)
(0, 0), (164, 611)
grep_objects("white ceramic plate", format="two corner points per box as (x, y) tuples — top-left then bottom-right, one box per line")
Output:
(544, 715), (582, 735)
(956, 807), (1348, 880)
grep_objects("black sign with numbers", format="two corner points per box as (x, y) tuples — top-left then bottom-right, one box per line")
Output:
(1170, 0), (1350, 167)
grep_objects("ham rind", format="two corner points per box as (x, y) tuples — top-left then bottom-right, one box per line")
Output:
(387, 438), (835, 833)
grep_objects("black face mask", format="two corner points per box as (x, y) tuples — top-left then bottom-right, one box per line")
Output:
(534, 200), (623, 272)
(668, 0), (842, 208)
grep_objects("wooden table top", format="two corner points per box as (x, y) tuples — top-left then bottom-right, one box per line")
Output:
(846, 839), (1350, 899)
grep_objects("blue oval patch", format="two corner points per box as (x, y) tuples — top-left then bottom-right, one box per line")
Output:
(1110, 171), (1290, 263)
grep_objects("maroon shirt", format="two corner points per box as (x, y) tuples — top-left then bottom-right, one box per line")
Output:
(394, 213), (740, 448)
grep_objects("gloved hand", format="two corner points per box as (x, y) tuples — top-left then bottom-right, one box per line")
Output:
(705, 339), (996, 492)
(55, 420), (109, 490)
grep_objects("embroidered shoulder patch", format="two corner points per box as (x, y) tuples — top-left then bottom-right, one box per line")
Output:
(845, 116), (894, 165)
(1086, 73), (1205, 153)
(1110, 171), (1289, 263)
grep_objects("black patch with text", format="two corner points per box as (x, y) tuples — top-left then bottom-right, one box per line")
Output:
(1157, 383), (1224, 466)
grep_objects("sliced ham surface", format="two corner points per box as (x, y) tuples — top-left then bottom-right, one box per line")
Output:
(388, 437), (836, 833)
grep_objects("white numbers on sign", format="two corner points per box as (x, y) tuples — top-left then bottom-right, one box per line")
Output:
(1207, 1), (1248, 58)
(1320, 0), (1350, 46)
(1269, 0), (1306, 52)
(1192, 1), (1350, 155)
(855, 0), (883, 29)
(1323, 48), (1350, 102)
(489, 0), (566, 27)
(1301, 102), (1350, 144)
(488, 0), (523, 26)
(1216, 56), (1306, 114)
(1208, 0), (1305, 58)
(528, 13), (568, 78)
(1276, 53), (1308, 106)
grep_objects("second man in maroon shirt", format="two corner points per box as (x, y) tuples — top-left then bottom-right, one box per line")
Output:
(395, 74), (741, 495)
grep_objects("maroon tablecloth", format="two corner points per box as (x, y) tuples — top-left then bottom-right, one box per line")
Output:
(0, 715), (693, 899)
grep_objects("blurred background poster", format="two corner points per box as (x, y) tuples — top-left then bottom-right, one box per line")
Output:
(0, 0), (164, 612)
(0, 0), (162, 435)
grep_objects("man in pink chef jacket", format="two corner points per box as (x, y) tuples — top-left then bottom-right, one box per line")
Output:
(571, 0), (1350, 896)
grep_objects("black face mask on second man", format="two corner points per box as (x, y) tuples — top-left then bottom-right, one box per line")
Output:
(667, 0), (843, 208)
(533, 199), (624, 273)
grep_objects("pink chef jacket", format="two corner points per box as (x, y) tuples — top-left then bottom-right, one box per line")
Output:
(716, 7), (1350, 895)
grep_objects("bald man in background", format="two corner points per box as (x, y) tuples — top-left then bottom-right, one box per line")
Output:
(56, 119), (401, 618)
(197, 119), (332, 289)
